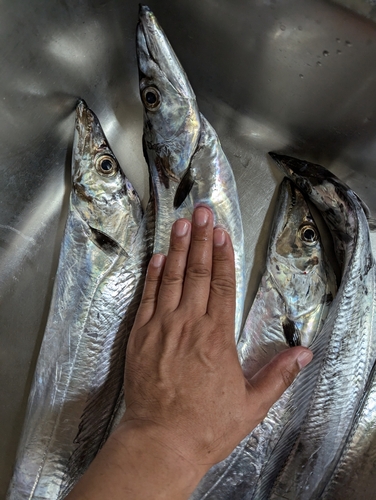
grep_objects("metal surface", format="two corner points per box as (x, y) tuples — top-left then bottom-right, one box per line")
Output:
(1, 0), (376, 497)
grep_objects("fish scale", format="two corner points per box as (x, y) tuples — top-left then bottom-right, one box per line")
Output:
(322, 358), (376, 498)
(268, 153), (376, 500)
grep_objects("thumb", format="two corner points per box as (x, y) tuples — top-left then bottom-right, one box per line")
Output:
(246, 347), (313, 423)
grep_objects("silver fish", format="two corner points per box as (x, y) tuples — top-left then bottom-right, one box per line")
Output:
(268, 153), (376, 500)
(7, 100), (150, 499)
(322, 359), (376, 499)
(192, 178), (336, 500)
(136, 5), (245, 341)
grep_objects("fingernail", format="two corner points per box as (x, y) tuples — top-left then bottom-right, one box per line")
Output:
(297, 350), (313, 370)
(194, 207), (210, 226)
(151, 254), (165, 268)
(213, 228), (226, 246)
(174, 219), (189, 237)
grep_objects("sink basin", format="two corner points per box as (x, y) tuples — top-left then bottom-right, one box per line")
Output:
(1, 0), (376, 496)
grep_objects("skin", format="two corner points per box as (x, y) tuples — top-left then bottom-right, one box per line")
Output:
(66, 206), (313, 500)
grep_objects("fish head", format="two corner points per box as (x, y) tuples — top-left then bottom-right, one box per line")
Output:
(72, 100), (143, 250)
(268, 178), (336, 346)
(268, 152), (363, 271)
(268, 152), (341, 202)
(136, 5), (200, 183)
(270, 177), (323, 274)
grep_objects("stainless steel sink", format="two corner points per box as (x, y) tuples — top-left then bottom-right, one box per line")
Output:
(1, 0), (376, 496)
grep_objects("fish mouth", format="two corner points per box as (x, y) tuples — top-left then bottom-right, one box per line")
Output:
(268, 152), (336, 186)
(73, 100), (111, 181)
(137, 5), (195, 99)
(74, 100), (109, 152)
(273, 177), (296, 227)
(75, 98), (95, 137)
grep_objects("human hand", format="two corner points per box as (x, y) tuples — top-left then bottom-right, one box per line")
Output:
(122, 205), (313, 468)
(67, 205), (312, 500)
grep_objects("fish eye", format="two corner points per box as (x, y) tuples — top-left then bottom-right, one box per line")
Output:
(299, 224), (318, 244)
(141, 87), (161, 111)
(95, 154), (117, 176)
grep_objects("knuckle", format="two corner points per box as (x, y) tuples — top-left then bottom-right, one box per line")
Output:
(140, 292), (156, 306)
(162, 271), (183, 287)
(210, 276), (236, 296)
(281, 367), (296, 387)
(169, 240), (187, 253)
(145, 274), (160, 285)
(213, 250), (230, 262)
(186, 264), (211, 280)
(192, 233), (209, 244)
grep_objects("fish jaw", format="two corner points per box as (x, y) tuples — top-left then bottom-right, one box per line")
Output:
(137, 5), (196, 106)
(73, 100), (143, 249)
(137, 5), (200, 185)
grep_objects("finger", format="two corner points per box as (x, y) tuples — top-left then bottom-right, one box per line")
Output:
(155, 218), (191, 314)
(132, 254), (166, 329)
(207, 227), (236, 334)
(179, 206), (213, 316)
(246, 347), (313, 424)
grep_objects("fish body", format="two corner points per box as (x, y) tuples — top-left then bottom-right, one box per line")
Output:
(7, 101), (150, 499)
(322, 360), (376, 499)
(137, 5), (245, 340)
(192, 178), (336, 499)
(268, 153), (376, 500)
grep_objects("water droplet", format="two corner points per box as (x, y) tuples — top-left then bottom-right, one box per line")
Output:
(345, 40), (352, 47)
(298, 26), (302, 30)
(299, 74), (304, 78)
(336, 37), (341, 43)
(323, 50), (329, 56)
(280, 23), (286, 31)
(316, 61), (322, 67)
(337, 49), (342, 54)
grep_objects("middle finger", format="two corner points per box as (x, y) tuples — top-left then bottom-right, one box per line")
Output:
(179, 206), (213, 316)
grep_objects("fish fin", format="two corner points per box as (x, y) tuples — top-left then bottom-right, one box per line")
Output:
(89, 226), (128, 258)
(282, 317), (301, 347)
(351, 192), (376, 231)
(352, 191), (371, 218)
(173, 166), (195, 209)
(367, 216), (376, 232)
(142, 134), (150, 168)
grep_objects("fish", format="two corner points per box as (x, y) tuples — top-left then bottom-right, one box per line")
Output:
(191, 177), (336, 499)
(136, 5), (245, 341)
(7, 100), (151, 500)
(267, 153), (376, 500)
(322, 359), (376, 499)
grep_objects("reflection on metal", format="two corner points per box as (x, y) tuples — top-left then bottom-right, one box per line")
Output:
(1, 0), (376, 497)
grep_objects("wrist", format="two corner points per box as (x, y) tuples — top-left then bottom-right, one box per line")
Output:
(67, 419), (208, 500)
(115, 419), (208, 494)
